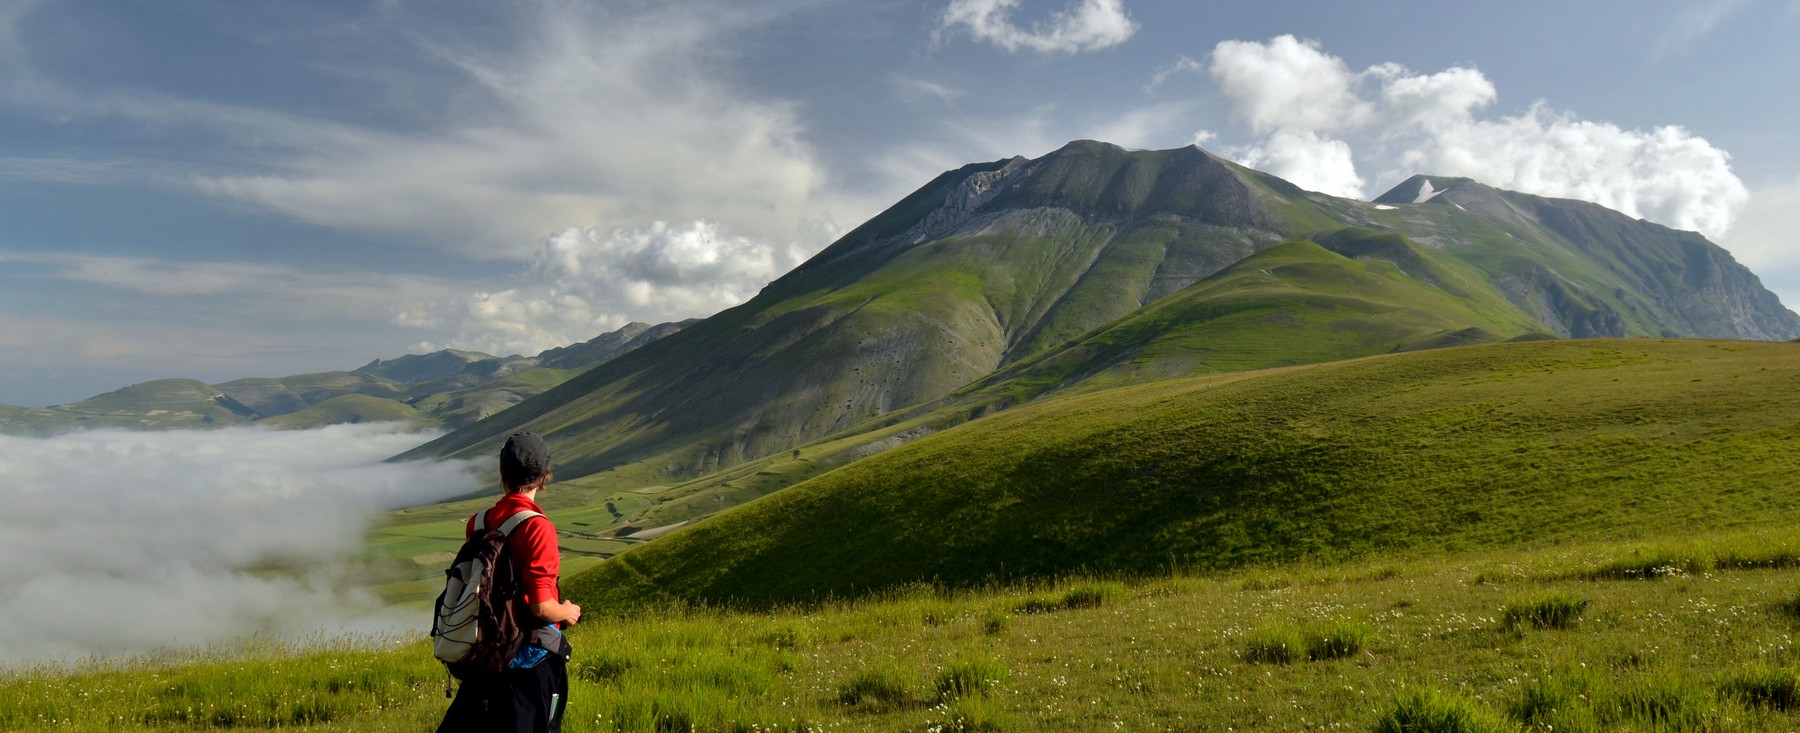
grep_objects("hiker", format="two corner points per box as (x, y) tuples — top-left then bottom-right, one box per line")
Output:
(437, 432), (582, 733)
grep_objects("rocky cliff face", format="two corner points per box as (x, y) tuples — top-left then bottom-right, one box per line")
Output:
(1375, 175), (1800, 341)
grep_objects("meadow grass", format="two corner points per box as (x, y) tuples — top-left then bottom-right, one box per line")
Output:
(565, 339), (1800, 612)
(1501, 593), (1589, 630)
(16, 526), (1800, 731)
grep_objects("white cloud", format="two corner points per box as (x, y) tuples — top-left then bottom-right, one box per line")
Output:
(403, 217), (843, 356)
(1205, 35), (1749, 239)
(1386, 105), (1748, 238)
(1210, 36), (1371, 135)
(1720, 178), (1800, 308)
(0, 424), (482, 662)
(1232, 130), (1365, 198)
(940, 0), (1138, 55)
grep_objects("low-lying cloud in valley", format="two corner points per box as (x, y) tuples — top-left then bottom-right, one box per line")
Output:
(0, 424), (481, 664)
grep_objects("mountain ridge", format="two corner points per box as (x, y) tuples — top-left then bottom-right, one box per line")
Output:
(0, 320), (690, 435)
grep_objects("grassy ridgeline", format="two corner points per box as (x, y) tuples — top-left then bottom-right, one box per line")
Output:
(568, 338), (1800, 611)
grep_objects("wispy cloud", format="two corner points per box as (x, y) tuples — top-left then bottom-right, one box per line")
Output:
(1, 253), (461, 318)
(1142, 55), (1203, 94)
(894, 76), (964, 106)
(1, 3), (864, 262)
(0, 0), (45, 65)
(0, 424), (481, 663)
(939, 0), (1137, 55)
(1659, 0), (1756, 53)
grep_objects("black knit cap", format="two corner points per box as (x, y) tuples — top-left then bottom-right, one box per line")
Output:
(499, 432), (550, 489)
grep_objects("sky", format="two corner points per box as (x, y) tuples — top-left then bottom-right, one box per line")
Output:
(2, 0), (1798, 406)
(0, 424), (481, 662)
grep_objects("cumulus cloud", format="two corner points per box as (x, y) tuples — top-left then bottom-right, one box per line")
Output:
(1205, 35), (1749, 238)
(1231, 130), (1364, 198)
(940, 0), (1138, 55)
(0, 424), (482, 663)
(401, 217), (843, 356)
(1211, 36), (1371, 135)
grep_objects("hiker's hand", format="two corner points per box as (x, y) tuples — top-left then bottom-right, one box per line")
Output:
(530, 598), (581, 626)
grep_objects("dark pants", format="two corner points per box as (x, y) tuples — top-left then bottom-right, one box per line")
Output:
(437, 655), (568, 733)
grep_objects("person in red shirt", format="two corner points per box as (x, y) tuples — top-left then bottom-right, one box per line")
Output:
(438, 432), (581, 733)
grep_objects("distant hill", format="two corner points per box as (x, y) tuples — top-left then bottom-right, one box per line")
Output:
(565, 338), (1800, 610)
(397, 140), (1799, 500)
(0, 321), (687, 436)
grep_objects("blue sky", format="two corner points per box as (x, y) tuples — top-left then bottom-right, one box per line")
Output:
(2, 0), (1798, 406)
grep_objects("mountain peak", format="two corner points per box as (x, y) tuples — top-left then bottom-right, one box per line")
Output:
(1373, 175), (1482, 204)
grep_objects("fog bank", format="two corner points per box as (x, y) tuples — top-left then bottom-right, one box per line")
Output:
(0, 423), (482, 664)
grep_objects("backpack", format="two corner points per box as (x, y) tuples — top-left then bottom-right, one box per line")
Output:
(431, 509), (544, 679)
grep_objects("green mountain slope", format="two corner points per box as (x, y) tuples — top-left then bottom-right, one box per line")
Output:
(959, 231), (1547, 401)
(1371, 175), (1798, 340)
(394, 142), (1315, 478)
(400, 141), (1797, 497)
(541, 233), (1557, 543)
(565, 338), (1800, 609)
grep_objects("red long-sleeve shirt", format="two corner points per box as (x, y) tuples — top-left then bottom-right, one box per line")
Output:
(464, 492), (561, 606)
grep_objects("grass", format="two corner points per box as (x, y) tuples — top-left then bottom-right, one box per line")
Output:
(566, 338), (1800, 611)
(1242, 621), (1369, 664)
(1502, 593), (1589, 630)
(1374, 689), (1513, 733)
(838, 663), (916, 709)
(932, 658), (1007, 701)
(1722, 665), (1800, 711)
(22, 529), (1800, 730)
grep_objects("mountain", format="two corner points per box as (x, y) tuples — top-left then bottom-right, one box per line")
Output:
(0, 321), (688, 436)
(1372, 175), (1796, 340)
(564, 338), (1800, 609)
(396, 140), (1797, 495)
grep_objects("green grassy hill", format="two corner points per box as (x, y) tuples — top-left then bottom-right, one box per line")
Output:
(259, 394), (425, 429)
(567, 338), (1800, 610)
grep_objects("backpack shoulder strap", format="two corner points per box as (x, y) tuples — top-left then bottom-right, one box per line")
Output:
(470, 510), (487, 533)
(497, 510), (545, 537)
